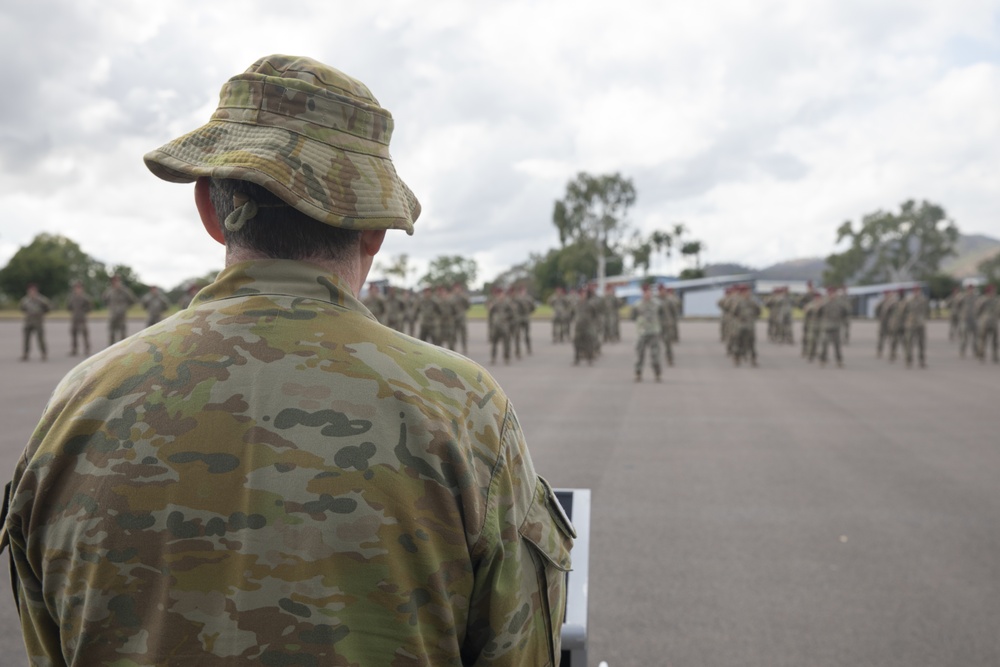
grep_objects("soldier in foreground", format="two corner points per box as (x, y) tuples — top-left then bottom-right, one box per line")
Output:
(731, 284), (761, 367)
(66, 280), (92, 356)
(102, 274), (138, 344)
(19, 283), (51, 361)
(2, 55), (572, 666)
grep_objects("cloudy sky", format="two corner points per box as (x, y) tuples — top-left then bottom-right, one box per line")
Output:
(1, 0), (998, 288)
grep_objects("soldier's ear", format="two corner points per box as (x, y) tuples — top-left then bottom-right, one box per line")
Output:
(360, 230), (386, 259)
(194, 178), (225, 246)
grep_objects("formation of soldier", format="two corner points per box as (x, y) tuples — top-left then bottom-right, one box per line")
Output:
(945, 283), (999, 364)
(362, 282), (472, 355)
(872, 287), (930, 367)
(631, 282), (681, 380)
(16, 276), (188, 361)
(798, 287), (851, 367)
(763, 286), (795, 344)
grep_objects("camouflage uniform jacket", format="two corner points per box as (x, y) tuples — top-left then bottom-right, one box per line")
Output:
(634, 297), (662, 337)
(19, 295), (52, 327)
(733, 296), (761, 331)
(3, 260), (574, 667)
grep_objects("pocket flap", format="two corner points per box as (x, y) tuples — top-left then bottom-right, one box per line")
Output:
(519, 477), (574, 572)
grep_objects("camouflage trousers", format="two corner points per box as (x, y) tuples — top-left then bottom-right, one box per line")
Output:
(887, 328), (905, 361)
(976, 323), (998, 362)
(904, 326), (926, 366)
(418, 321), (440, 346)
(820, 327), (843, 364)
(109, 315), (128, 345)
(573, 323), (598, 364)
(660, 330), (674, 364)
(733, 326), (756, 365)
(634, 334), (661, 377)
(490, 324), (511, 364)
(876, 322), (891, 357)
(70, 319), (90, 355)
(960, 320), (978, 358)
(514, 321), (531, 357)
(22, 323), (47, 359)
(454, 319), (467, 354)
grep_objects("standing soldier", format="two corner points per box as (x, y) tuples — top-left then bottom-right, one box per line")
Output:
(415, 287), (440, 345)
(513, 285), (535, 357)
(102, 274), (138, 345)
(141, 285), (171, 327)
(19, 283), (51, 361)
(886, 288), (908, 363)
(487, 286), (515, 364)
(656, 284), (675, 367)
(875, 290), (897, 358)
(664, 287), (681, 344)
(732, 284), (761, 367)
(67, 280), (93, 356)
(437, 284), (457, 350)
(776, 287), (794, 344)
(818, 286), (850, 368)
(975, 284), (999, 364)
(838, 287), (852, 344)
(548, 286), (570, 343)
(765, 289), (780, 342)
(901, 286), (929, 368)
(602, 284), (621, 343)
(450, 283), (470, 354)
(958, 284), (979, 358)
(362, 283), (387, 324)
(573, 284), (601, 365)
(718, 287), (737, 357)
(632, 283), (662, 382)
(176, 283), (200, 310)
(384, 286), (407, 333)
(945, 286), (963, 342)
(802, 292), (823, 361)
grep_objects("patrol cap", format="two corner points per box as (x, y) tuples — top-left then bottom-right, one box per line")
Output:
(143, 54), (420, 234)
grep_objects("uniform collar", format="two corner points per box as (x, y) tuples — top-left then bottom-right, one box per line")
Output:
(192, 259), (375, 320)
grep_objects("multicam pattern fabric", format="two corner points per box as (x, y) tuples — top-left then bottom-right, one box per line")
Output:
(4, 260), (573, 666)
(143, 55), (420, 234)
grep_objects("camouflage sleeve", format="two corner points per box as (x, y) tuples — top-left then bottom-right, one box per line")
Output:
(464, 405), (574, 666)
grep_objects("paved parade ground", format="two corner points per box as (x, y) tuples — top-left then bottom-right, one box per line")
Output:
(0, 316), (998, 666)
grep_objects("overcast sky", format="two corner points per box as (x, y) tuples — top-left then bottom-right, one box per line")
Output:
(1, 0), (998, 288)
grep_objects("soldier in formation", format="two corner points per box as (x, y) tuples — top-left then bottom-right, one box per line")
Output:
(362, 283), (387, 323)
(66, 280), (92, 356)
(512, 285), (534, 358)
(656, 284), (675, 367)
(450, 283), (470, 354)
(974, 285), (999, 363)
(548, 286), (572, 343)
(102, 274), (138, 345)
(573, 284), (601, 365)
(384, 285), (407, 333)
(766, 287), (795, 344)
(801, 291), (823, 361)
(415, 286), (440, 344)
(730, 284), (761, 367)
(875, 289), (898, 358)
(487, 285), (516, 364)
(141, 285), (171, 327)
(901, 286), (929, 368)
(664, 287), (681, 343)
(19, 283), (51, 361)
(817, 286), (851, 368)
(601, 284), (622, 343)
(958, 284), (980, 358)
(632, 282), (662, 381)
(885, 289), (908, 363)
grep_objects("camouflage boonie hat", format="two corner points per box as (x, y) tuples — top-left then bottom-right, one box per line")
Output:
(143, 54), (420, 234)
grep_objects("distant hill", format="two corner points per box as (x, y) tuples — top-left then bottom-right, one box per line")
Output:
(754, 257), (826, 283)
(703, 262), (755, 277)
(940, 234), (1000, 279)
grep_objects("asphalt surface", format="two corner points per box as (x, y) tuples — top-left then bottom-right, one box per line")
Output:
(0, 316), (998, 666)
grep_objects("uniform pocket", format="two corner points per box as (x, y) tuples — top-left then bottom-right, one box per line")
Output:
(519, 477), (575, 664)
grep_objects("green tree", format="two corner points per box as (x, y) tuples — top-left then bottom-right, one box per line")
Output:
(979, 250), (1000, 288)
(824, 200), (959, 286)
(377, 253), (414, 285)
(420, 255), (478, 288)
(553, 172), (636, 291)
(532, 241), (624, 297)
(0, 233), (109, 303)
(681, 240), (705, 270)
